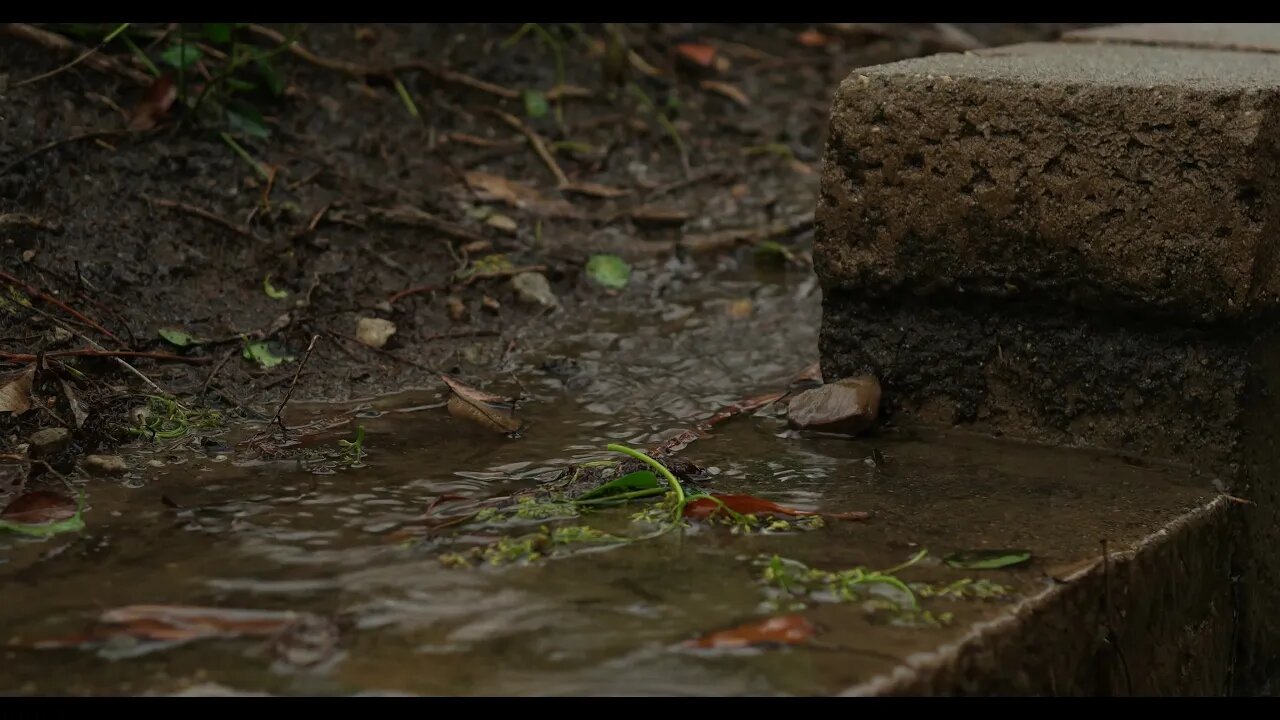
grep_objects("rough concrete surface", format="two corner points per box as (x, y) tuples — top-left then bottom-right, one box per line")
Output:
(817, 41), (1280, 323)
(1065, 23), (1280, 54)
(817, 26), (1280, 693)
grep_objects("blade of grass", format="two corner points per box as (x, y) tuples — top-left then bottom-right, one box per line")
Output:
(220, 132), (270, 180)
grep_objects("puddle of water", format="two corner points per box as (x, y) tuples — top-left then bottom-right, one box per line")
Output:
(0, 258), (1216, 696)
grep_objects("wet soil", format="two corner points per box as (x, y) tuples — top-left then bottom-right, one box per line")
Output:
(1, 22), (1083, 465)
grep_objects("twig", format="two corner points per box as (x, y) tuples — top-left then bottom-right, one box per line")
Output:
(0, 270), (121, 344)
(0, 213), (63, 233)
(366, 205), (492, 245)
(0, 129), (134, 177)
(244, 24), (368, 77)
(392, 76), (421, 119)
(645, 166), (734, 200)
(13, 22), (132, 88)
(198, 349), (237, 398)
(0, 349), (209, 365)
(3, 23), (151, 87)
(484, 107), (569, 187)
(219, 133), (271, 181)
(388, 61), (521, 100)
(289, 202), (331, 242)
(139, 195), (255, 238)
(261, 334), (319, 436)
(387, 265), (547, 304)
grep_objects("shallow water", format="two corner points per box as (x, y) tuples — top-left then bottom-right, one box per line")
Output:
(0, 256), (1216, 696)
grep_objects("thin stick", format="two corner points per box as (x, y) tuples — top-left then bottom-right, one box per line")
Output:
(484, 108), (569, 187)
(198, 349), (237, 398)
(139, 195), (255, 238)
(219, 133), (271, 181)
(263, 334), (320, 435)
(0, 129), (133, 177)
(0, 349), (209, 365)
(3, 23), (151, 87)
(366, 205), (492, 246)
(14, 22), (132, 88)
(0, 270), (121, 344)
(392, 76), (421, 119)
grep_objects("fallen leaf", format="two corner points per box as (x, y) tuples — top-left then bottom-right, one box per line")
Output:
(797, 29), (830, 47)
(786, 376), (881, 436)
(0, 490), (85, 537)
(0, 368), (34, 415)
(463, 171), (579, 218)
(562, 182), (631, 199)
(675, 43), (717, 68)
(481, 295), (501, 313)
(263, 275), (289, 300)
(458, 253), (514, 280)
(586, 254), (631, 289)
(628, 50), (662, 77)
(523, 88), (549, 119)
(685, 615), (815, 649)
(944, 550), (1032, 570)
(753, 240), (795, 268)
(726, 298), (753, 319)
(243, 342), (294, 369)
(128, 74), (177, 131)
(684, 494), (868, 522)
(446, 296), (468, 322)
(630, 206), (688, 228)
(21, 605), (330, 653)
(485, 213), (518, 234)
(699, 80), (750, 107)
(511, 272), (559, 308)
(441, 374), (523, 435)
(1, 490), (77, 524)
(575, 470), (660, 502)
(158, 328), (201, 347)
(60, 379), (88, 428)
(355, 318), (396, 349)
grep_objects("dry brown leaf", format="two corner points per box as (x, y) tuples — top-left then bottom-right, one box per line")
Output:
(797, 29), (830, 47)
(1, 490), (77, 524)
(60, 379), (88, 428)
(441, 374), (523, 435)
(0, 368), (34, 415)
(675, 43), (717, 68)
(463, 172), (580, 219)
(355, 318), (396, 349)
(630, 206), (689, 228)
(486, 214), (518, 234)
(685, 615), (815, 649)
(700, 80), (750, 108)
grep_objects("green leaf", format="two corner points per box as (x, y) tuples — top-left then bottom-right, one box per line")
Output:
(158, 328), (200, 347)
(523, 89), (549, 119)
(753, 240), (793, 267)
(263, 275), (289, 300)
(575, 470), (659, 501)
(586, 254), (630, 289)
(0, 491), (86, 538)
(243, 342), (294, 369)
(252, 48), (285, 97)
(202, 23), (232, 44)
(228, 106), (271, 140)
(943, 550), (1032, 570)
(160, 43), (203, 70)
(225, 78), (257, 93)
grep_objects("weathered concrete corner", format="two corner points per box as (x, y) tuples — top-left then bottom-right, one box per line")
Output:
(817, 25), (1280, 693)
(819, 41), (1280, 322)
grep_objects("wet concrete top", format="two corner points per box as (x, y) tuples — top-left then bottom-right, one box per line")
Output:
(1064, 23), (1280, 54)
(854, 41), (1280, 92)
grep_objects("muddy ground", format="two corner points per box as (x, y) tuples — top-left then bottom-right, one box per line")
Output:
(0, 23), (1085, 481)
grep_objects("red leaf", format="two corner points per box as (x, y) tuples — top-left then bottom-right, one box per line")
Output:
(98, 605), (303, 639)
(675, 43), (717, 68)
(128, 74), (177, 131)
(684, 493), (868, 522)
(685, 614), (815, 649)
(1, 490), (76, 524)
(797, 29), (830, 47)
